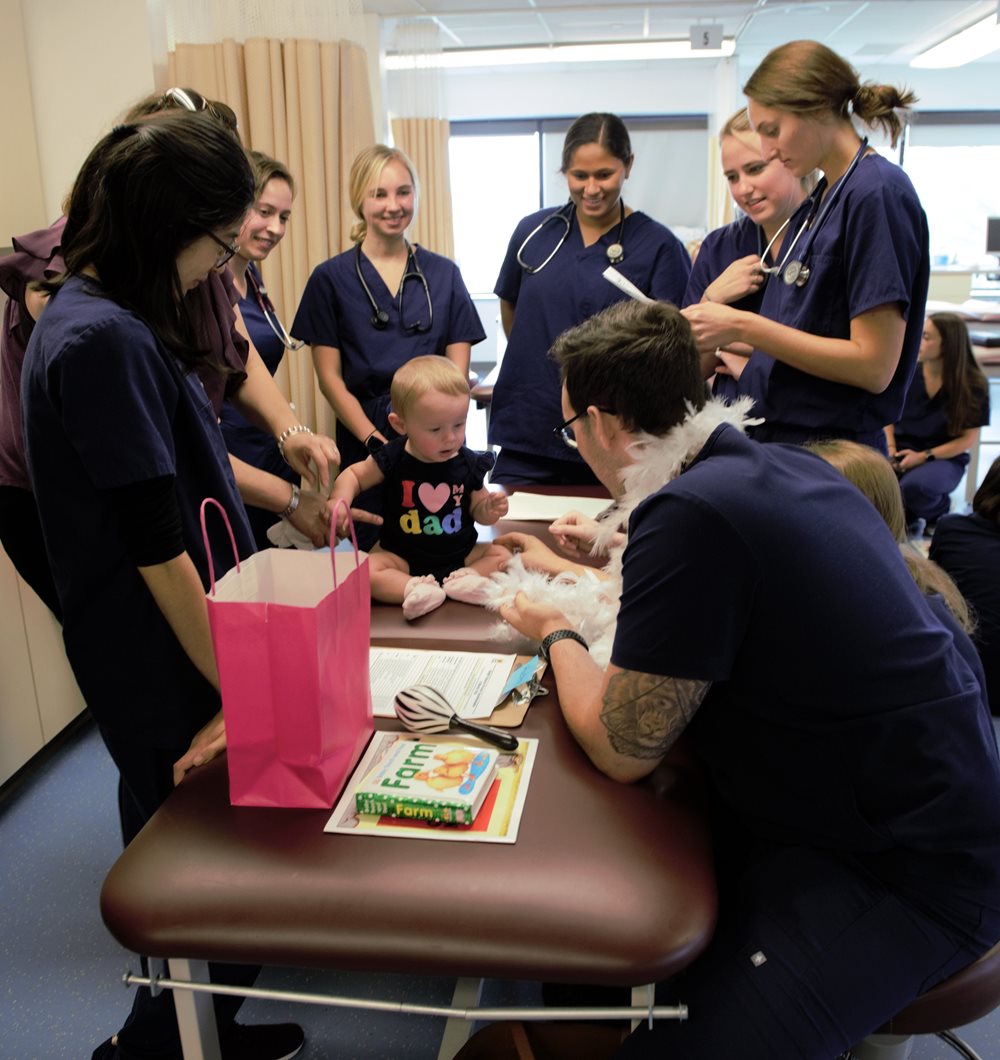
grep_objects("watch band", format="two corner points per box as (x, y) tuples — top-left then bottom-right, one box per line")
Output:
(924, 450), (936, 462)
(539, 629), (589, 661)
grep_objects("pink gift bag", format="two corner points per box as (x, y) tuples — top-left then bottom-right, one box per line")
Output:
(200, 498), (373, 808)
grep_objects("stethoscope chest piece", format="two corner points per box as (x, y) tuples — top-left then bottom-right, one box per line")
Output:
(371, 308), (390, 329)
(783, 260), (810, 287)
(606, 243), (624, 265)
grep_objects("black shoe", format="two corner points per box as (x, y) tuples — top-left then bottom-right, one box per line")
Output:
(91, 1038), (117, 1060)
(220, 1022), (305, 1060)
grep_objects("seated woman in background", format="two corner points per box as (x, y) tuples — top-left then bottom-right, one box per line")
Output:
(887, 312), (990, 534)
(683, 107), (812, 403)
(220, 151), (303, 549)
(931, 456), (1000, 714)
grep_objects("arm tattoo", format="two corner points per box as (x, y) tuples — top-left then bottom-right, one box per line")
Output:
(600, 671), (711, 760)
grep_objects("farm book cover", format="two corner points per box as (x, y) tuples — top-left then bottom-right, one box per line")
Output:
(354, 738), (499, 825)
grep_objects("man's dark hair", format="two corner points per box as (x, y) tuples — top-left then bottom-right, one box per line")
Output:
(58, 110), (253, 368)
(551, 300), (707, 434)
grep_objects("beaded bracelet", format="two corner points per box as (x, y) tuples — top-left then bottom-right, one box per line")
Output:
(277, 424), (313, 458)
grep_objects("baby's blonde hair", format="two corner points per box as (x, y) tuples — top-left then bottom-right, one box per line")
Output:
(390, 356), (469, 421)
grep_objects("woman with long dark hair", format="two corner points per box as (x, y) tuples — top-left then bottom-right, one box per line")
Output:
(888, 311), (990, 530)
(21, 112), (302, 1060)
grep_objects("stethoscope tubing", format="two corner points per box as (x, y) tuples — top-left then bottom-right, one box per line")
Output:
(516, 200), (627, 274)
(354, 241), (433, 333)
(765, 137), (870, 288)
(247, 267), (304, 351)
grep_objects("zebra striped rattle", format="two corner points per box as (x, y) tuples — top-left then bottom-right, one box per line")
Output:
(394, 685), (519, 752)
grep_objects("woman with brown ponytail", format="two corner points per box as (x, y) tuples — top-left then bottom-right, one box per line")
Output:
(682, 40), (929, 453)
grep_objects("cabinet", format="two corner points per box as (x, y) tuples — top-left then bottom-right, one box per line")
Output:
(0, 542), (85, 785)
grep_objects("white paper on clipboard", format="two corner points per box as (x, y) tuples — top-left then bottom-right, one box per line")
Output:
(603, 266), (657, 305)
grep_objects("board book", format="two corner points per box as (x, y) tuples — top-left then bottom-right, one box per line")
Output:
(354, 739), (498, 825)
(326, 731), (538, 844)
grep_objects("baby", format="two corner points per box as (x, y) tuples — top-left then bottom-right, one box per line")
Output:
(332, 356), (510, 619)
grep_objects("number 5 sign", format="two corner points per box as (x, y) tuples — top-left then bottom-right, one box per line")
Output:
(690, 24), (724, 50)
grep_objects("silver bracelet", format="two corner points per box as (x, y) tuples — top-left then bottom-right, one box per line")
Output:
(277, 424), (313, 458)
(281, 483), (301, 519)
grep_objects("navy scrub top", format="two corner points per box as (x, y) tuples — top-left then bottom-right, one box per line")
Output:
(219, 262), (296, 482)
(21, 275), (255, 746)
(613, 424), (1000, 919)
(894, 368), (990, 467)
(749, 154), (930, 444)
(292, 245), (484, 471)
(683, 214), (771, 406)
(491, 207), (690, 463)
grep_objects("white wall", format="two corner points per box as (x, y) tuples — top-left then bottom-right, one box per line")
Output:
(21, 0), (156, 223)
(431, 55), (992, 126)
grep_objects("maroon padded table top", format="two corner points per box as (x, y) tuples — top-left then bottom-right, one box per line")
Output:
(100, 682), (716, 987)
(370, 504), (611, 647)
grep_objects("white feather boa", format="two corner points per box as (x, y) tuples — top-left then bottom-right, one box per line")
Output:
(483, 397), (761, 666)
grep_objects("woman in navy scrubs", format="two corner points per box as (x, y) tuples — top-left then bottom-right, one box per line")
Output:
(931, 457), (1000, 713)
(888, 312), (990, 531)
(683, 41), (929, 452)
(21, 113), (301, 1060)
(683, 108), (811, 404)
(491, 112), (691, 485)
(220, 151), (302, 549)
(292, 145), (484, 546)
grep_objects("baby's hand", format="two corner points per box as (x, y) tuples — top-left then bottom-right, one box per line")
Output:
(482, 490), (509, 521)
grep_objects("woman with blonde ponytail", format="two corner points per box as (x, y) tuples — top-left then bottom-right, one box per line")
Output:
(683, 40), (929, 453)
(293, 144), (484, 544)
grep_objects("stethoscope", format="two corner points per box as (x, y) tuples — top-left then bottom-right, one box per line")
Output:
(760, 137), (869, 288)
(516, 200), (627, 274)
(355, 241), (432, 333)
(246, 267), (304, 351)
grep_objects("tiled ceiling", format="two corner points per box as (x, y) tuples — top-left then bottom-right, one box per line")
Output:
(367, 0), (1000, 65)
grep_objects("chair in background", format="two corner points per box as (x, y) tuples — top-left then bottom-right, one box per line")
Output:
(852, 939), (1000, 1060)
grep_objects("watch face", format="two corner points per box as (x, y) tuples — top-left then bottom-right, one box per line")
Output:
(366, 436), (384, 454)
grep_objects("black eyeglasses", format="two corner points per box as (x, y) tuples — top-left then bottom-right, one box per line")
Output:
(553, 407), (615, 450)
(203, 229), (239, 268)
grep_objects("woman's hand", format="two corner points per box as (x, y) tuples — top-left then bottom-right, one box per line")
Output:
(713, 348), (751, 380)
(681, 301), (749, 352)
(893, 448), (924, 473)
(288, 489), (334, 547)
(281, 431), (340, 494)
(499, 591), (572, 644)
(173, 710), (226, 785)
(703, 255), (765, 306)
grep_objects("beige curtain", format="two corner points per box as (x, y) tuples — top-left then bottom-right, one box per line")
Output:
(391, 117), (454, 259)
(705, 135), (734, 235)
(166, 37), (375, 438)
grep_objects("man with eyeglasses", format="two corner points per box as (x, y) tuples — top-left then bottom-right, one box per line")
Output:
(497, 299), (1000, 1060)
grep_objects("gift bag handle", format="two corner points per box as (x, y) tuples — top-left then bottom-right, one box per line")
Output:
(200, 498), (242, 597)
(329, 498), (363, 590)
